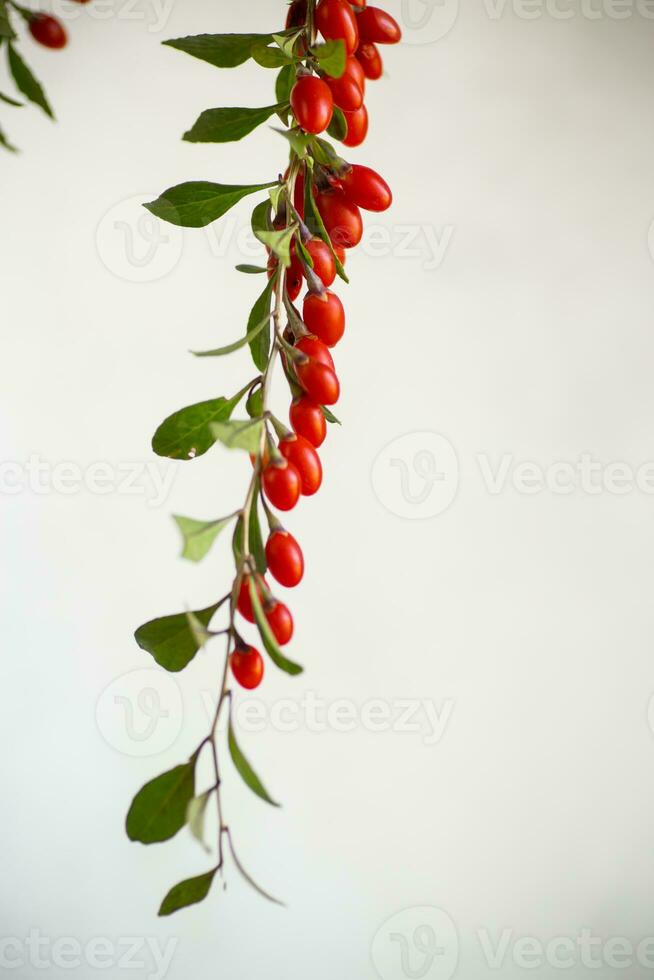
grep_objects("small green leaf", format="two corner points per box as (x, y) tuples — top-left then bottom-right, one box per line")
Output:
(304, 167), (349, 283)
(0, 1), (16, 40)
(251, 44), (293, 69)
(144, 181), (276, 229)
(232, 515), (244, 564)
(173, 514), (234, 562)
(158, 868), (217, 917)
(310, 39), (346, 78)
(249, 578), (303, 676)
(236, 264), (266, 274)
(0, 90), (21, 107)
(272, 29), (303, 59)
(272, 125), (312, 158)
(190, 311), (271, 359)
(228, 716), (279, 806)
(186, 792), (211, 851)
(7, 43), (53, 118)
(246, 387), (264, 418)
(327, 106), (348, 142)
(210, 419), (264, 455)
(183, 104), (286, 145)
(248, 277), (275, 372)
(126, 761), (196, 844)
(269, 183), (285, 214)
(255, 224), (296, 269)
(135, 601), (222, 671)
(248, 487), (267, 574)
(0, 124), (17, 152)
(152, 384), (250, 459)
(275, 63), (295, 110)
(163, 33), (275, 69)
(322, 406), (341, 424)
(251, 198), (271, 237)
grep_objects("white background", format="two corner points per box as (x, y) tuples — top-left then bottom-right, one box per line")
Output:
(3, 0), (654, 977)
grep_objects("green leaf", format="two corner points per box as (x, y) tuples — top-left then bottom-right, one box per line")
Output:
(310, 39), (346, 78)
(0, 1), (16, 40)
(173, 514), (234, 562)
(158, 869), (217, 917)
(183, 104), (286, 145)
(126, 761), (196, 844)
(246, 386), (264, 418)
(251, 198), (271, 237)
(251, 44), (293, 69)
(304, 167), (349, 283)
(327, 106), (348, 142)
(0, 90), (22, 107)
(248, 486), (267, 574)
(190, 311), (271, 359)
(162, 33), (274, 69)
(322, 406), (341, 424)
(272, 125), (312, 158)
(0, 124), (17, 152)
(226, 833), (284, 906)
(135, 601), (221, 671)
(210, 419), (264, 455)
(236, 264), (266, 274)
(255, 225), (296, 269)
(144, 181), (276, 229)
(248, 277), (275, 372)
(228, 717), (279, 806)
(272, 29), (302, 59)
(232, 514), (244, 564)
(186, 791), (211, 851)
(7, 43), (53, 118)
(249, 579), (303, 676)
(152, 384), (250, 459)
(275, 63), (295, 110)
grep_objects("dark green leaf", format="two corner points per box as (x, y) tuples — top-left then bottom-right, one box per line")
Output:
(232, 515), (244, 564)
(144, 181), (276, 229)
(210, 419), (264, 454)
(0, 90), (21, 106)
(311, 39), (346, 78)
(0, 124), (17, 152)
(236, 264), (266, 274)
(173, 515), (234, 562)
(158, 869), (217, 917)
(251, 198), (271, 237)
(327, 106), (348, 142)
(152, 384), (250, 459)
(135, 601), (221, 671)
(0, 1), (15, 40)
(162, 33), (274, 69)
(126, 761), (196, 844)
(190, 312), (270, 359)
(249, 578), (303, 676)
(7, 43), (52, 118)
(275, 64), (295, 110)
(248, 277), (275, 372)
(251, 44), (293, 69)
(246, 386), (264, 418)
(183, 104), (285, 145)
(228, 717), (278, 806)
(248, 487), (267, 574)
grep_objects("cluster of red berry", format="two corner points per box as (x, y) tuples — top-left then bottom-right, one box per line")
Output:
(229, 0), (399, 692)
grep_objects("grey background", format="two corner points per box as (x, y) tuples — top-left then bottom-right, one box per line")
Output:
(3, 0), (654, 977)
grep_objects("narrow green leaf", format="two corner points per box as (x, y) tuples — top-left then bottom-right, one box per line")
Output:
(173, 514), (234, 562)
(249, 486), (267, 574)
(135, 601), (222, 671)
(210, 419), (264, 455)
(158, 869), (217, 917)
(272, 125), (312, 158)
(190, 311), (270, 359)
(183, 104), (286, 145)
(144, 181), (276, 229)
(0, 124), (17, 152)
(228, 717), (279, 806)
(248, 278), (275, 373)
(327, 106), (348, 142)
(236, 264), (266, 274)
(304, 167), (349, 283)
(7, 43), (53, 118)
(162, 33), (274, 68)
(310, 39), (346, 78)
(275, 63), (295, 111)
(126, 761), (196, 844)
(322, 406), (341, 424)
(251, 198), (271, 237)
(0, 1), (16, 40)
(186, 791), (211, 851)
(152, 384), (250, 459)
(226, 833), (284, 906)
(0, 90), (21, 106)
(232, 515), (244, 564)
(255, 225), (296, 269)
(251, 44), (293, 69)
(249, 579), (303, 676)
(246, 386), (264, 418)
